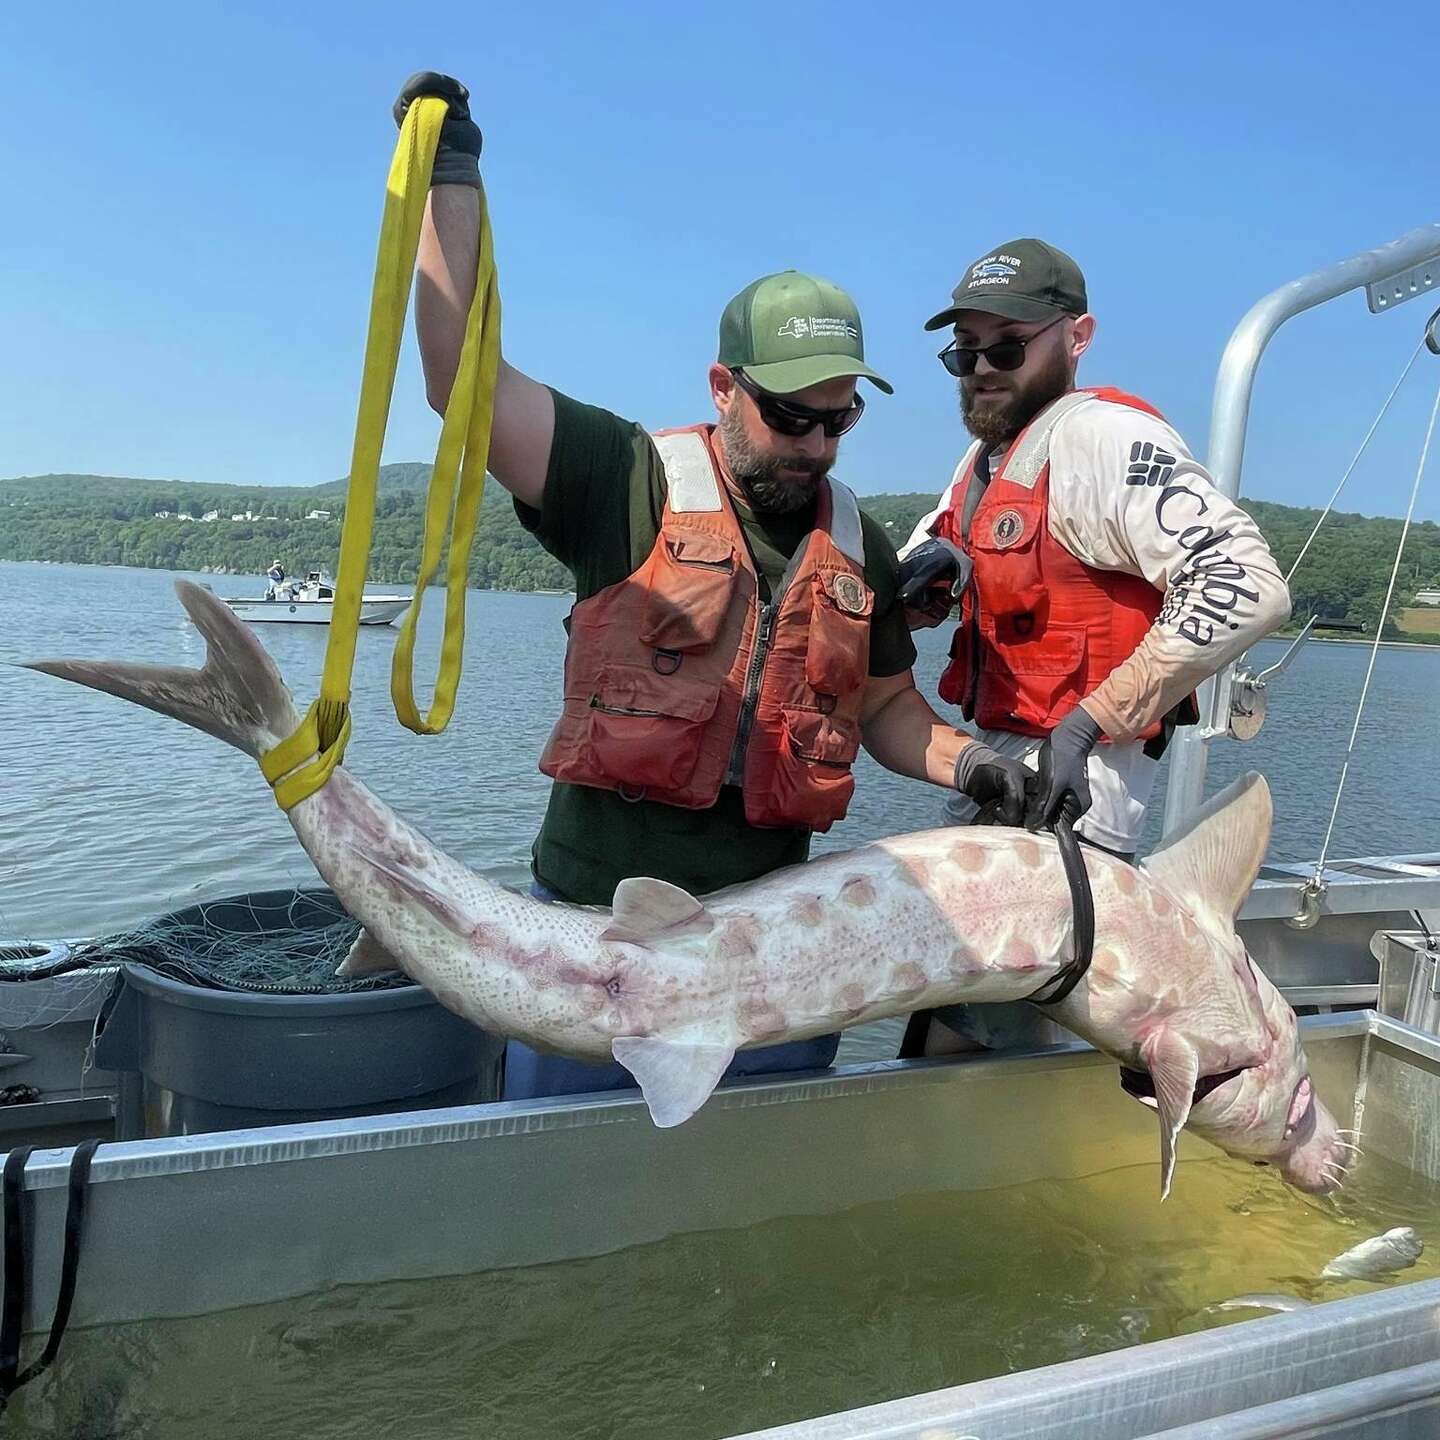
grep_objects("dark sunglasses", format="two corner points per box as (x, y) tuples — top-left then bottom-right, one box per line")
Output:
(938, 314), (1068, 377)
(730, 368), (865, 438)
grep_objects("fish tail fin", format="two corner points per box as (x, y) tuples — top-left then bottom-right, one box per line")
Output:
(24, 580), (301, 760)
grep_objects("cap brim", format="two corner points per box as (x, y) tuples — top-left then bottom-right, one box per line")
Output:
(743, 353), (894, 396)
(923, 294), (1067, 331)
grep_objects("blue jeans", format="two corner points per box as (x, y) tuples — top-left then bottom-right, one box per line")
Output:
(502, 880), (840, 1101)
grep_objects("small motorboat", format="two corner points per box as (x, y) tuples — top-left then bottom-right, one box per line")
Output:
(222, 571), (411, 626)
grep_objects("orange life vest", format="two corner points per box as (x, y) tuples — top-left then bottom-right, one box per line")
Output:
(934, 387), (1175, 740)
(538, 425), (872, 832)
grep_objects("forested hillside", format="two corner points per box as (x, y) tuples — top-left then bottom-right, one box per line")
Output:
(5, 467), (1440, 636)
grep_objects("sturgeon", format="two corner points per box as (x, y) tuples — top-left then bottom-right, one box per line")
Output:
(27, 581), (1351, 1198)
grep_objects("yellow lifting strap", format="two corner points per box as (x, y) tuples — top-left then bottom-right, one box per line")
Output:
(261, 96), (500, 812)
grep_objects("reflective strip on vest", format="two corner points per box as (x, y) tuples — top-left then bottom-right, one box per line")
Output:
(827, 479), (865, 566)
(653, 431), (723, 512)
(654, 430), (865, 566)
(1001, 390), (1099, 490)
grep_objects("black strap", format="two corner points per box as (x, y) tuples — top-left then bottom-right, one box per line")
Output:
(19, 1139), (98, 1386)
(898, 808), (1098, 1056)
(1027, 814), (1096, 1006)
(0, 1139), (100, 1412)
(0, 1146), (33, 1406)
(896, 1009), (934, 1060)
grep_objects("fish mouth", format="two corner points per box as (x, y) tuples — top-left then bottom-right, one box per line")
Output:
(1278, 1092), (1351, 1195)
(1119, 1063), (1250, 1108)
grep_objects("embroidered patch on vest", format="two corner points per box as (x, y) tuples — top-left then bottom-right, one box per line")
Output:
(831, 572), (867, 614)
(991, 509), (1025, 549)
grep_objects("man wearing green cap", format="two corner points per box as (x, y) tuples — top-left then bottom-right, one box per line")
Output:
(395, 73), (1030, 1100)
(896, 237), (1289, 1058)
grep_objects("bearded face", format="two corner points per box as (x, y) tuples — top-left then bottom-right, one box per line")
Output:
(956, 317), (1078, 446)
(715, 403), (831, 513)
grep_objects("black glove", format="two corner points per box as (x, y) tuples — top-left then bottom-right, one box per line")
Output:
(953, 742), (1029, 827)
(897, 537), (972, 609)
(393, 72), (483, 189)
(1026, 705), (1103, 831)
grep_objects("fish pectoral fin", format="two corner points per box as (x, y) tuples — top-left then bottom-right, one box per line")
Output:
(602, 877), (714, 946)
(336, 929), (402, 979)
(612, 1036), (734, 1128)
(1140, 1030), (1201, 1201)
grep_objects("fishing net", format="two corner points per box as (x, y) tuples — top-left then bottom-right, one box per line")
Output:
(1, 889), (412, 996)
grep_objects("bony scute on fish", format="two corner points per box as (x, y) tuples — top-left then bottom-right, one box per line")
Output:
(25, 580), (1352, 1199)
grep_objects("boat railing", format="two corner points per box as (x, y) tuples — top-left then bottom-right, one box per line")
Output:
(1162, 223), (1440, 838)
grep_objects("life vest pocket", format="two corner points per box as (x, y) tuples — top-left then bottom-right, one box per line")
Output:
(805, 567), (873, 698)
(745, 707), (859, 832)
(582, 663), (723, 792)
(979, 621), (1086, 730)
(937, 597), (977, 710)
(639, 531), (739, 653)
(969, 500), (1046, 615)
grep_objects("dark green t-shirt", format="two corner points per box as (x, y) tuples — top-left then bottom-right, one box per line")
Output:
(516, 389), (917, 906)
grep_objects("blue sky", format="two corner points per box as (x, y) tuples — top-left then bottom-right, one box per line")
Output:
(3, 2), (1439, 519)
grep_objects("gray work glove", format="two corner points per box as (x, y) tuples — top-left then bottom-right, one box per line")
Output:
(897, 537), (972, 610)
(393, 72), (483, 189)
(1026, 705), (1103, 831)
(953, 742), (1029, 827)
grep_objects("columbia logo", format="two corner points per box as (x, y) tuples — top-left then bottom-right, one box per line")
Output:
(1126, 440), (1177, 487)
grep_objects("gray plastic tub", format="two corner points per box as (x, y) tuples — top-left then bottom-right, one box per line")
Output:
(94, 962), (503, 1137)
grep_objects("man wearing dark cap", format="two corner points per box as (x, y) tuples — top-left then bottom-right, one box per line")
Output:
(897, 238), (1290, 1057)
(397, 73), (1031, 1099)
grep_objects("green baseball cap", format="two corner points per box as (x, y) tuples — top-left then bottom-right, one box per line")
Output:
(719, 270), (893, 395)
(923, 238), (1088, 330)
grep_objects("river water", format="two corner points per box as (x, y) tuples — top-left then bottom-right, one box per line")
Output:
(2, 560), (1437, 942)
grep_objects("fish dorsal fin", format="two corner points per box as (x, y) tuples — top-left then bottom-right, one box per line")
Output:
(1141, 772), (1272, 929)
(335, 929), (402, 979)
(612, 1036), (735, 1127)
(1140, 1029), (1200, 1201)
(602, 877), (713, 945)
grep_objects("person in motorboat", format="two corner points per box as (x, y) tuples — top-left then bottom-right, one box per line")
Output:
(895, 238), (1292, 1059)
(265, 559), (288, 600)
(400, 71), (1032, 1101)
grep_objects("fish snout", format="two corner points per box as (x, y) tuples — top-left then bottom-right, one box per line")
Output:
(1278, 1098), (1350, 1195)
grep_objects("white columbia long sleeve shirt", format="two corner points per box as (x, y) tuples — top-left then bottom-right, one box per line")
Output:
(903, 397), (1291, 744)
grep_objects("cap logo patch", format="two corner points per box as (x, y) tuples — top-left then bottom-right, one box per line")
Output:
(967, 253), (1022, 291)
(830, 572), (867, 614)
(777, 315), (860, 341)
(991, 509), (1025, 548)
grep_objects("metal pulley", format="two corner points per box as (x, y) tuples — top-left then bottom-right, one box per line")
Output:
(1285, 875), (1326, 931)
(1226, 615), (1317, 741)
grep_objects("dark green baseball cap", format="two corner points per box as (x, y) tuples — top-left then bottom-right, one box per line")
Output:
(923, 239), (1088, 330)
(719, 270), (893, 395)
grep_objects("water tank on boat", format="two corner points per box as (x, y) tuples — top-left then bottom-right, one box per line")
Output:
(93, 888), (504, 1139)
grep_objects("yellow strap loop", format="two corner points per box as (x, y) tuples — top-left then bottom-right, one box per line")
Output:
(262, 96), (498, 810)
(390, 189), (499, 734)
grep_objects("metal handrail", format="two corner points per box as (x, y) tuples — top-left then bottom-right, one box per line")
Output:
(1161, 224), (1440, 838)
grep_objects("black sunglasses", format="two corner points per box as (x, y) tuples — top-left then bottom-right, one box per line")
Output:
(938, 314), (1068, 377)
(730, 368), (865, 438)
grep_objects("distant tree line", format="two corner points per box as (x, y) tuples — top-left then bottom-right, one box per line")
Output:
(5, 468), (1440, 637)
(0, 466), (571, 592)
